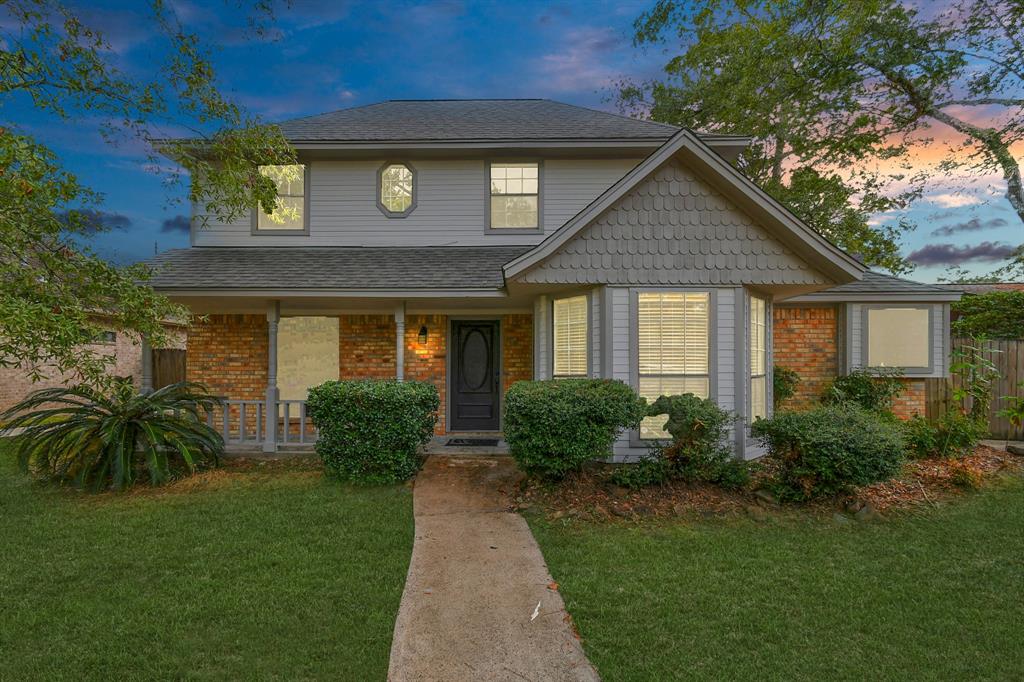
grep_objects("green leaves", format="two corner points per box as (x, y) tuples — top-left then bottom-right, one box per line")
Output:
(1, 1), (297, 386)
(0, 381), (224, 491)
(952, 291), (1024, 339)
(621, 0), (1024, 271)
(306, 379), (439, 485)
(504, 379), (647, 481)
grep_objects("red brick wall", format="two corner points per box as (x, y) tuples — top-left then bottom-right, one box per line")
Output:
(405, 315), (448, 434)
(183, 312), (534, 436)
(340, 315), (396, 379)
(893, 378), (927, 419)
(502, 314), (534, 394)
(773, 305), (838, 410)
(186, 314), (267, 400)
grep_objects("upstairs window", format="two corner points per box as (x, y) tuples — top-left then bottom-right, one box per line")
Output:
(553, 295), (588, 377)
(637, 292), (710, 439)
(378, 162), (416, 216)
(255, 164), (307, 232)
(489, 162), (539, 229)
(750, 295), (768, 421)
(865, 306), (931, 370)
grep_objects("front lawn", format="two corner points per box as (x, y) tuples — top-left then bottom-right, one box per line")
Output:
(0, 453), (413, 680)
(530, 478), (1024, 681)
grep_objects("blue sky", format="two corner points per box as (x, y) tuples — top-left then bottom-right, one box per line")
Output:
(11, 0), (1022, 281)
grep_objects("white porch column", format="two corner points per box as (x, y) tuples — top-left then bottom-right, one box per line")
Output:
(395, 301), (406, 381)
(263, 301), (280, 453)
(140, 336), (153, 394)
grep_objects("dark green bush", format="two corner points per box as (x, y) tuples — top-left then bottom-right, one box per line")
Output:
(504, 379), (647, 480)
(904, 412), (986, 460)
(752, 403), (905, 501)
(773, 366), (801, 408)
(307, 379), (438, 484)
(952, 290), (1024, 339)
(611, 393), (750, 490)
(822, 367), (904, 413)
(0, 382), (223, 491)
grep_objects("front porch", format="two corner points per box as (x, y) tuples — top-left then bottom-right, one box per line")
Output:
(146, 297), (534, 453)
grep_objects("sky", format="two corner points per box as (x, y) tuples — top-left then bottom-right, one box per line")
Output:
(8, 0), (1023, 282)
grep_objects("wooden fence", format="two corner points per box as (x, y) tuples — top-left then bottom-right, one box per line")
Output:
(153, 349), (186, 389)
(924, 337), (1024, 440)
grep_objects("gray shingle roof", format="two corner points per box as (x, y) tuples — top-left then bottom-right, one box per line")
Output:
(277, 99), (680, 142)
(792, 271), (962, 300)
(146, 246), (533, 291)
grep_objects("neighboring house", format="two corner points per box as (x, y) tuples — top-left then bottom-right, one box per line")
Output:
(0, 321), (186, 413)
(146, 99), (961, 459)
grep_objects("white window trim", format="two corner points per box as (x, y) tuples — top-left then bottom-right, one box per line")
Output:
(749, 295), (768, 422)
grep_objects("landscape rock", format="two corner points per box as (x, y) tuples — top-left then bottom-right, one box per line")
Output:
(1007, 444), (1024, 456)
(754, 489), (779, 506)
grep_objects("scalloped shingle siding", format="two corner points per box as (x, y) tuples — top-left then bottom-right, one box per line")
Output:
(518, 160), (828, 286)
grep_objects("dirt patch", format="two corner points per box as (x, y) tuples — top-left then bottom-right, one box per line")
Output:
(515, 446), (1024, 522)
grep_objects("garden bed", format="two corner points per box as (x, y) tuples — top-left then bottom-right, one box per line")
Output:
(513, 444), (1024, 522)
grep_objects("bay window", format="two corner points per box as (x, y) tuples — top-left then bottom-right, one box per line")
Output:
(637, 292), (710, 439)
(553, 295), (588, 377)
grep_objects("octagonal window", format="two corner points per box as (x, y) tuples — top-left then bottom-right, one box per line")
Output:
(378, 162), (416, 216)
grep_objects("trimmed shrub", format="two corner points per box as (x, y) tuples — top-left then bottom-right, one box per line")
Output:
(773, 366), (801, 408)
(307, 379), (438, 484)
(904, 412), (986, 460)
(611, 393), (750, 490)
(504, 379), (647, 480)
(822, 367), (903, 413)
(752, 403), (905, 501)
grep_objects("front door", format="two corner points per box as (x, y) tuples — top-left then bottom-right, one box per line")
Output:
(450, 320), (501, 431)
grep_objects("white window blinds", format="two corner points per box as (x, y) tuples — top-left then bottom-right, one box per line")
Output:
(750, 296), (767, 421)
(867, 307), (930, 368)
(637, 292), (710, 439)
(553, 295), (588, 377)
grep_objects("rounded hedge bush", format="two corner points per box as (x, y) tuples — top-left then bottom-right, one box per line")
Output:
(751, 403), (905, 501)
(503, 379), (647, 480)
(306, 379), (439, 484)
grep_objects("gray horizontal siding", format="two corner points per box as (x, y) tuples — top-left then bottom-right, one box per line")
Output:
(193, 158), (638, 247)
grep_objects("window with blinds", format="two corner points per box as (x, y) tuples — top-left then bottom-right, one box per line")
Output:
(553, 295), (588, 377)
(637, 292), (710, 439)
(750, 295), (768, 421)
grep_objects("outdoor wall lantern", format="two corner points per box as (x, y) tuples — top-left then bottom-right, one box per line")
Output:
(418, 325), (428, 345)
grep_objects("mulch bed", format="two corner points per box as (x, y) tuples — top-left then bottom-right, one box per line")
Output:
(513, 445), (1024, 523)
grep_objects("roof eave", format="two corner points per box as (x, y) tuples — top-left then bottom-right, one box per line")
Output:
(504, 129), (865, 283)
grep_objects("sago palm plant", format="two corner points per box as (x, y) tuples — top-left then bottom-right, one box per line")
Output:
(1, 381), (224, 491)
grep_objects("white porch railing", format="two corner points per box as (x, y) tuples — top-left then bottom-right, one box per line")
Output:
(208, 398), (318, 449)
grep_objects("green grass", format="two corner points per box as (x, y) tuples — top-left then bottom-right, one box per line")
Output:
(0, 454), (414, 681)
(530, 480), (1024, 681)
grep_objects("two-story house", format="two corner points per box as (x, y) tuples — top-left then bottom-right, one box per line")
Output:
(146, 99), (960, 458)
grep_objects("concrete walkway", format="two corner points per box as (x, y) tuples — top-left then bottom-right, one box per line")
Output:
(388, 456), (599, 681)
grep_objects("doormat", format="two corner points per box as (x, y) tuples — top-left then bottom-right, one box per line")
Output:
(445, 438), (499, 447)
